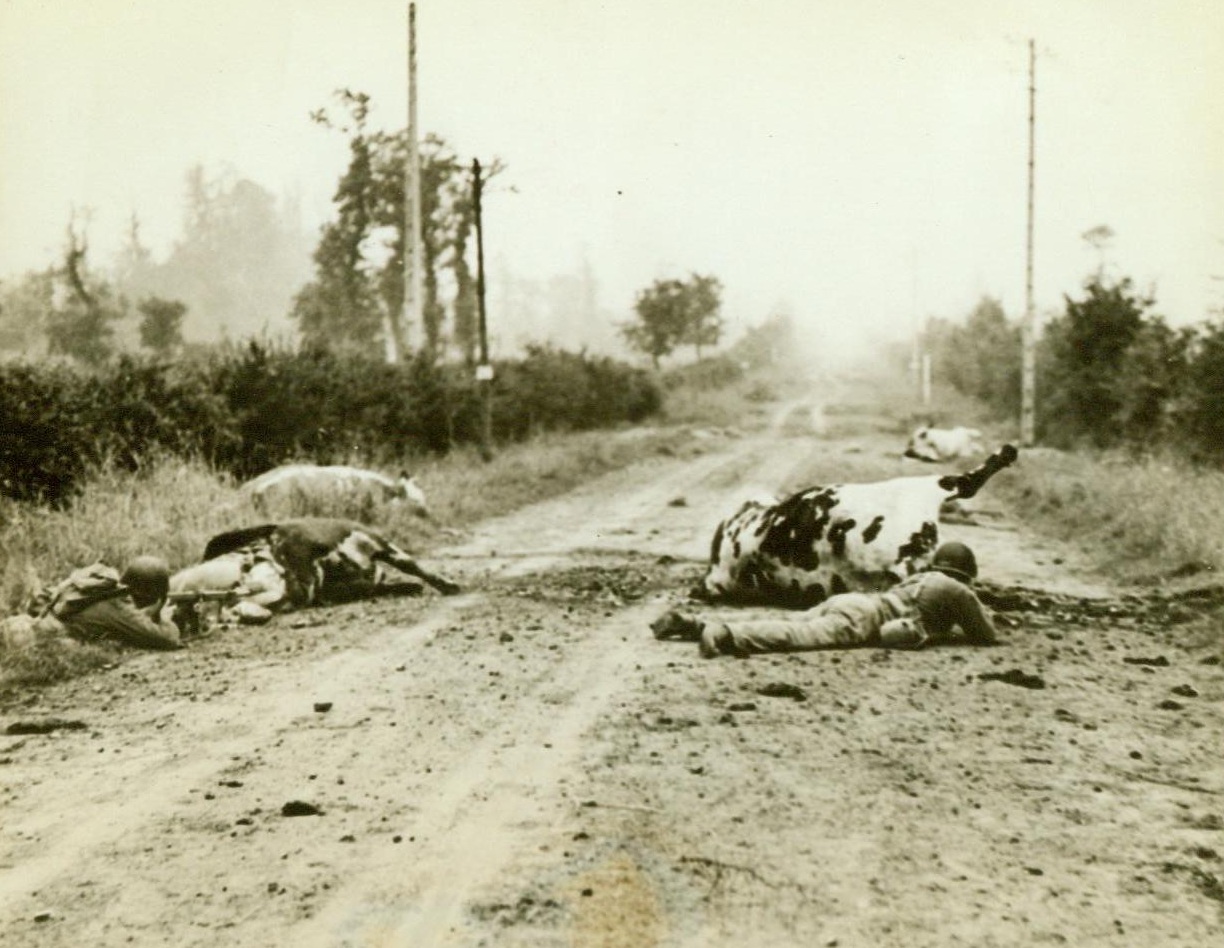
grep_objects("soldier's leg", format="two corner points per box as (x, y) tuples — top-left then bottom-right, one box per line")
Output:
(705, 594), (882, 656)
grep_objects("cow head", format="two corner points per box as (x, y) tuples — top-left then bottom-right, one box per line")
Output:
(903, 427), (942, 463)
(397, 472), (431, 518)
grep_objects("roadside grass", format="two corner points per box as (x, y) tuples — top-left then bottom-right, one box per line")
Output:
(0, 452), (246, 615)
(997, 447), (1224, 584)
(405, 426), (707, 531)
(0, 632), (119, 690)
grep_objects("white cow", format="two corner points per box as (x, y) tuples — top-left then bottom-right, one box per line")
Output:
(693, 445), (1018, 608)
(904, 426), (985, 463)
(242, 465), (430, 518)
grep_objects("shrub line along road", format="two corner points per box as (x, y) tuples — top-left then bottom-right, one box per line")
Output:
(1, 403), (1222, 947)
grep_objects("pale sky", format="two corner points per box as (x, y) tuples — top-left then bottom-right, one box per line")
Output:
(1, 0), (1221, 357)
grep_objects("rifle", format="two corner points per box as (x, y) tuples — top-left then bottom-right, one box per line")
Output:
(167, 587), (248, 636)
(167, 588), (246, 604)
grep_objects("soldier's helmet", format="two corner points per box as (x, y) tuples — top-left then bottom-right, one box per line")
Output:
(931, 542), (978, 584)
(121, 555), (171, 607)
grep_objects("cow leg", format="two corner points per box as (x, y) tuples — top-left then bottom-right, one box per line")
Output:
(937, 444), (1018, 499)
(377, 546), (461, 596)
(320, 577), (425, 604)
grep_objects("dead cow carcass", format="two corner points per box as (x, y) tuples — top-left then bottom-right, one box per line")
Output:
(242, 465), (430, 517)
(693, 444), (1018, 608)
(171, 517), (460, 615)
(904, 426), (985, 463)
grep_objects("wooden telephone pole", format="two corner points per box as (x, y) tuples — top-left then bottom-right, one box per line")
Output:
(1020, 38), (1037, 446)
(473, 158), (493, 460)
(399, 1), (423, 361)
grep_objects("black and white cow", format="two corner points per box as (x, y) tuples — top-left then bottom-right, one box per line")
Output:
(904, 426), (985, 463)
(693, 444), (1018, 608)
(242, 465), (431, 518)
(170, 517), (459, 613)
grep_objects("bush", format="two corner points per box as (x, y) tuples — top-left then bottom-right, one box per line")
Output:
(0, 362), (93, 504)
(660, 354), (745, 392)
(0, 342), (663, 505)
(494, 345), (660, 440)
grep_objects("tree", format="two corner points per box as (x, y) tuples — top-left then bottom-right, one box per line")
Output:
(45, 217), (125, 365)
(447, 156), (479, 364)
(927, 296), (1022, 419)
(621, 273), (724, 368)
(293, 90), (495, 360)
(680, 273), (724, 359)
(1081, 224), (1115, 278)
(0, 269), (55, 355)
(1110, 317), (1194, 447)
(137, 297), (187, 355)
(110, 171), (311, 346)
(113, 214), (157, 296)
(729, 309), (799, 371)
(1177, 319), (1224, 459)
(1037, 275), (1152, 446)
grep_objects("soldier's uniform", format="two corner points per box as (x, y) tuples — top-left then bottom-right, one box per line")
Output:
(696, 570), (996, 657)
(28, 561), (181, 651)
(652, 542), (998, 658)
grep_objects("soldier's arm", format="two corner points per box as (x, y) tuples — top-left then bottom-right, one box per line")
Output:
(68, 598), (182, 650)
(947, 582), (999, 645)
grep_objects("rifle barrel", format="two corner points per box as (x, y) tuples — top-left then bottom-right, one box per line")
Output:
(168, 589), (242, 603)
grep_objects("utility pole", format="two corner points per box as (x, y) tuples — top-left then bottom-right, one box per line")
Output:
(1021, 38), (1037, 446)
(473, 158), (494, 461)
(399, 1), (423, 362)
(910, 247), (921, 400)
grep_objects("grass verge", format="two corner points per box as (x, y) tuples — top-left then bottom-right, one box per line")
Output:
(996, 447), (1224, 585)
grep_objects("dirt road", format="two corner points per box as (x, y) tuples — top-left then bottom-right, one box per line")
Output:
(2, 403), (1222, 947)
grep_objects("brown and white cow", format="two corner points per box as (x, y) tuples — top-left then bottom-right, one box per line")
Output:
(903, 426), (985, 463)
(242, 465), (430, 518)
(170, 517), (459, 614)
(692, 444), (1018, 608)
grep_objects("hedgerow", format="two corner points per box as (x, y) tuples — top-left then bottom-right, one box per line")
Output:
(0, 342), (662, 505)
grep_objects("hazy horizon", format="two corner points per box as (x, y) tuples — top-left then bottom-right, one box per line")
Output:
(2, 0), (1221, 360)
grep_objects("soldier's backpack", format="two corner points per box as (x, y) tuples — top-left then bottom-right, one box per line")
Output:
(28, 563), (128, 620)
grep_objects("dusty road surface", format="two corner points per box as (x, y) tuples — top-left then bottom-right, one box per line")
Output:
(2, 401), (1222, 947)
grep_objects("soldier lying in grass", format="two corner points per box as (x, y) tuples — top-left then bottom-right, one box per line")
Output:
(9, 556), (184, 651)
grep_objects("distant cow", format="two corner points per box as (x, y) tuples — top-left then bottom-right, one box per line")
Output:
(170, 517), (460, 614)
(693, 445), (1018, 608)
(242, 465), (430, 518)
(904, 426), (985, 463)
